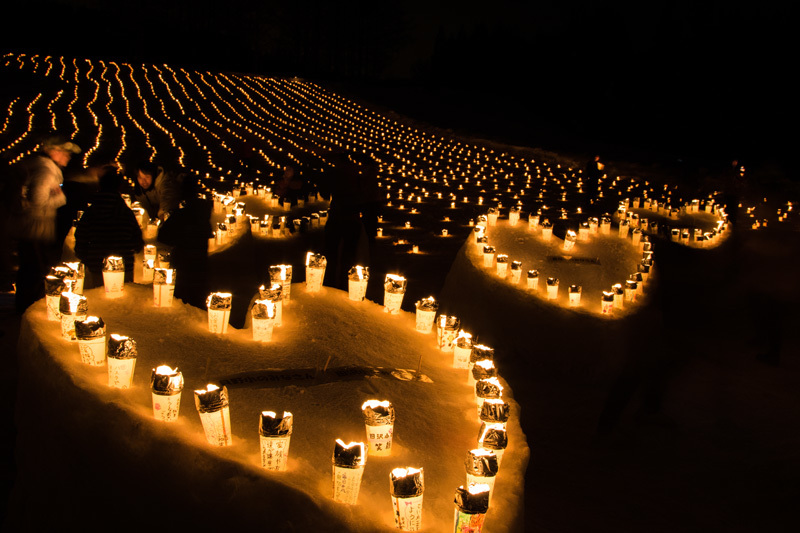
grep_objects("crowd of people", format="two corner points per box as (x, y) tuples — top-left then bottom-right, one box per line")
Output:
(0, 134), (200, 313)
(1, 133), (386, 315)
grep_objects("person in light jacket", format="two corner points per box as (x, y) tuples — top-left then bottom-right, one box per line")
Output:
(132, 161), (182, 221)
(14, 135), (80, 312)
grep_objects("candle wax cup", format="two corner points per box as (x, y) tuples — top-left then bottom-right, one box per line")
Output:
(199, 407), (233, 446)
(392, 495), (423, 531)
(207, 308), (230, 334)
(46, 294), (61, 321)
(305, 266), (325, 293)
(152, 392), (181, 422)
(78, 336), (106, 366)
(365, 423), (393, 456)
(108, 357), (136, 389)
(102, 270), (125, 297)
(252, 317), (275, 342)
(153, 283), (175, 307)
(415, 308), (436, 333)
(348, 279), (368, 301)
(454, 509), (486, 533)
(384, 290), (404, 314)
(453, 345), (471, 369)
(260, 435), (291, 471)
(332, 464), (365, 505)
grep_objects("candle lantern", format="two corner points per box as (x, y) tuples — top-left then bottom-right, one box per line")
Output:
(465, 449), (499, 501)
(541, 220), (553, 241)
(475, 377), (504, 417)
(153, 268), (176, 307)
(259, 283), (284, 326)
(259, 411), (293, 471)
(453, 484), (490, 533)
(384, 274), (407, 314)
(194, 384), (233, 446)
(637, 262), (651, 283)
(305, 253), (327, 292)
(206, 292), (232, 333)
(269, 264), (293, 302)
(639, 217), (649, 233)
(508, 207), (520, 226)
(630, 272), (645, 297)
(528, 213), (540, 230)
(142, 258), (155, 283)
(437, 314), (461, 352)
(632, 197), (641, 209)
(671, 228), (680, 242)
(332, 440), (367, 504)
(377, 228), (383, 237)
(526, 269), (539, 290)
(414, 296), (438, 333)
(479, 399), (510, 429)
(251, 299), (277, 341)
(495, 254), (508, 277)
(62, 262), (85, 294)
(102, 256), (125, 297)
(478, 423), (508, 466)
(482, 246), (495, 268)
(600, 216), (611, 234)
(619, 219), (630, 238)
(473, 225), (485, 244)
(151, 365), (183, 422)
(510, 261), (522, 284)
(624, 280), (637, 302)
(347, 266), (369, 301)
(568, 285), (582, 307)
(564, 230), (577, 251)
(546, 277), (559, 300)
(390, 467), (424, 531)
(107, 334), (137, 388)
(145, 219), (158, 239)
(578, 223), (590, 241)
(631, 228), (642, 246)
(216, 222), (227, 245)
(601, 291), (615, 314)
(453, 330), (473, 368)
(681, 229), (690, 243)
(59, 291), (88, 340)
(362, 400), (395, 456)
(158, 251), (171, 269)
(612, 284), (625, 309)
(75, 316), (106, 366)
(44, 275), (69, 321)
(470, 359), (497, 389)
(486, 207), (499, 226)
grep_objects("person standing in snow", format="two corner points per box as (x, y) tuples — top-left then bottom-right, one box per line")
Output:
(74, 169), (144, 287)
(131, 161), (182, 221)
(12, 135), (80, 312)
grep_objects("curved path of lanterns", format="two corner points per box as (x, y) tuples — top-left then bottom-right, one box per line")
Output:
(2, 51), (756, 530)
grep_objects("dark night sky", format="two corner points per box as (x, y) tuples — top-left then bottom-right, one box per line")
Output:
(1, 0), (795, 169)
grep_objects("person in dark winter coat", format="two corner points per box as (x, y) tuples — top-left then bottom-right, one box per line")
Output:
(74, 170), (144, 287)
(157, 176), (212, 308)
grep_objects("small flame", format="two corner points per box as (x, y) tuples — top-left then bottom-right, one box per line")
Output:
(467, 483), (491, 495)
